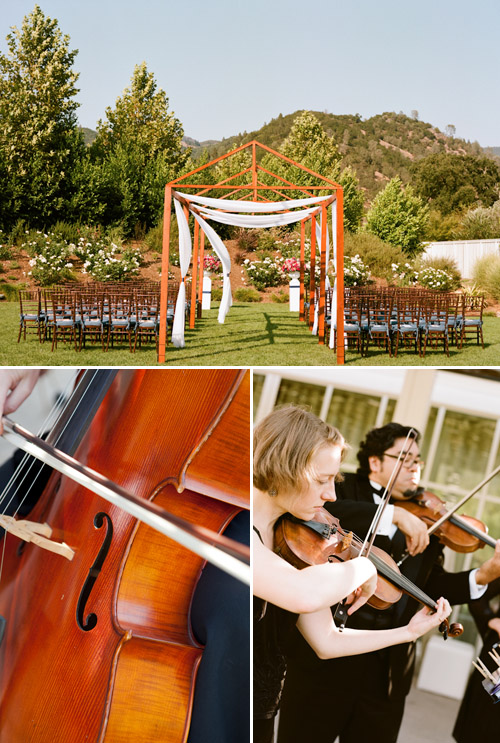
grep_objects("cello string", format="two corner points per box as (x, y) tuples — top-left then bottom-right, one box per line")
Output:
(0, 370), (79, 515)
(2, 417), (251, 584)
(0, 370), (94, 518)
(0, 370), (97, 585)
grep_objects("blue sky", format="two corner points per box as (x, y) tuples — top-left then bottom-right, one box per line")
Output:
(2, 0), (499, 147)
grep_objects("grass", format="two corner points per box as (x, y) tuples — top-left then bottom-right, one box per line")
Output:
(3, 301), (500, 367)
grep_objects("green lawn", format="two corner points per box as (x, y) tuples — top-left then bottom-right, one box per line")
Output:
(3, 301), (499, 367)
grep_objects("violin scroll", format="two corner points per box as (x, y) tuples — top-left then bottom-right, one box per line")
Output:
(439, 618), (463, 640)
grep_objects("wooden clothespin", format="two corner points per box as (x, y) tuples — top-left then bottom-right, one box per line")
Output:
(0, 515), (74, 561)
(472, 656), (497, 683)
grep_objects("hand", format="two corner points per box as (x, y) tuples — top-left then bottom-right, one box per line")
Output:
(346, 569), (378, 615)
(0, 370), (42, 434)
(393, 506), (430, 556)
(407, 597), (451, 640)
(476, 540), (500, 585)
(488, 617), (500, 639)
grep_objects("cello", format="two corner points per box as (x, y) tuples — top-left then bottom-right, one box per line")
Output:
(0, 368), (250, 742)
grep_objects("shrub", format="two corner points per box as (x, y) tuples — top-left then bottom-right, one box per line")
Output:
(270, 290), (289, 303)
(391, 262), (418, 287)
(365, 176), (429, 255)
(417, 266), (457, 291)
(235, 228), (258, 252)
(415, 256), (462, 290)
(24, 233), (75, 286)
(344, 255), (371, 287)
(0, 232), (12, 260)
(424, 210), (463, 242)
(144, 221), (163, 252)
(8, 219), (29, 246)
(0, 282), (20, 300)
(456, 201), (500, 240)
(234, 287), (262, 302)
(51, 221), (82, 243)
(144, 217), (180, 265)
(211, 288), (223, 301)
(257, 229), (280, 251)
(344, 232), (406, 281)
(244, 256), (286, 290)
(472, 255), (500, 300)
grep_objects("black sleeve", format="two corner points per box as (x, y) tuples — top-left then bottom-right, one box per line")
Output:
(326, 501), (394, 555)
(420, 541), (474, 605)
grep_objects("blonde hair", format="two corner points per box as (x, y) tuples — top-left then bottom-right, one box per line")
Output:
(253, 405), (346, 496)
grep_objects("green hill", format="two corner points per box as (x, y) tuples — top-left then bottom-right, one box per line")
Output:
(191, 111), (488, 199)
(80, 127), (97, 146)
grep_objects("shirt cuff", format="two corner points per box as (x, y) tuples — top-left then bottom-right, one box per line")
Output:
(470, 568), (488, 599)
(376, 504), (395, 536)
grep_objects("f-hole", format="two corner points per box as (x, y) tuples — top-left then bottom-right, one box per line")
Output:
(76, 512), (113, 632)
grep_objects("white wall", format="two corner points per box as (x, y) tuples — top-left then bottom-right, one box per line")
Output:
(424, 239), (500, 279)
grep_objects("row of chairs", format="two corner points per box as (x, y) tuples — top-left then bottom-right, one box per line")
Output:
(17, 283), (182, 352)
(325, 288), (485, 357)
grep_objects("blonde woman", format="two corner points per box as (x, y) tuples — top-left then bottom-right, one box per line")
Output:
(253, 406), (450, 743)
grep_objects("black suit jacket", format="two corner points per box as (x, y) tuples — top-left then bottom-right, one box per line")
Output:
(329, 472), (472, 624)
(284, 472), (474, 701)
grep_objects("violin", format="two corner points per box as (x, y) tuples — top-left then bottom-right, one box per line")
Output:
(397, 487), (497, 553)
(274, 508), (462, 638)
(0, 369), (250, 743)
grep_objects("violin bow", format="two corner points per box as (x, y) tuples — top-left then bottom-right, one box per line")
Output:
(426, 463), (500, 539)
(397, 463), (500, 567)
(360, 428), (418, 559)
(1, 417), (250, 586)
(334, 428), (417, 631)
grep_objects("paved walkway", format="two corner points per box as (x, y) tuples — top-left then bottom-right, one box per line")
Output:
(399, 685), (459, 743)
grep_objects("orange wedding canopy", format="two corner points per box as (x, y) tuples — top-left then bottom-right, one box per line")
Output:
(158, 140), (345, 364)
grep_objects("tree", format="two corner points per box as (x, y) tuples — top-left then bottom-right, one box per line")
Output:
(260, 111), (364, 231)
(0, 5), (84, 228)
(91, 62), (189, 234)
(457, 201), (500, 240)
(337, 166), (364, 233)
(365, 177), (429, 255)
(410, 152), (500, 215)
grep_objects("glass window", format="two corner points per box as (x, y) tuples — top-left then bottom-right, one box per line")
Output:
(429, 411), (496, 492)
(326, 390), (385, 469)
(253, 374), (265, 417)
(275, 379), (325, 416)
(486, 443), (500, 498)
(383, 398), (397, 425)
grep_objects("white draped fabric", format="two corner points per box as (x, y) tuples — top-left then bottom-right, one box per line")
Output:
(170, 192), (337, 346)
(192, 213), (233, 323)
(196, 204), (320, 229)
(175, 192), (330, 213)
(171, 199), (192, 347)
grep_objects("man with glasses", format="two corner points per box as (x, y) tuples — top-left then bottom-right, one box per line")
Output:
(278, 422), (500, 743)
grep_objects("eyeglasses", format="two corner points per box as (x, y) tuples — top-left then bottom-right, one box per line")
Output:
(383, 453), (425, 470)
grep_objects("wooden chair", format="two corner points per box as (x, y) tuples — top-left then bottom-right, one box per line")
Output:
(78, 291), (105, 351)
(105, 294), (133, 351)
(132, 294), (159, 352)
(364, 294), (393, 357)
(50, 291), (79, 352)
(421, 295), (450, 357)
(458, 294), (485, 349)
(18, 290), (42, 343)
(393, 298), (421, 357)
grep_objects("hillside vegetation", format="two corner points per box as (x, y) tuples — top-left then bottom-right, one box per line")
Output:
(193, 110), (490, 199)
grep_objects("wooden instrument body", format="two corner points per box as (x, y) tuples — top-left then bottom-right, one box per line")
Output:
(0, 369), (250, 742)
